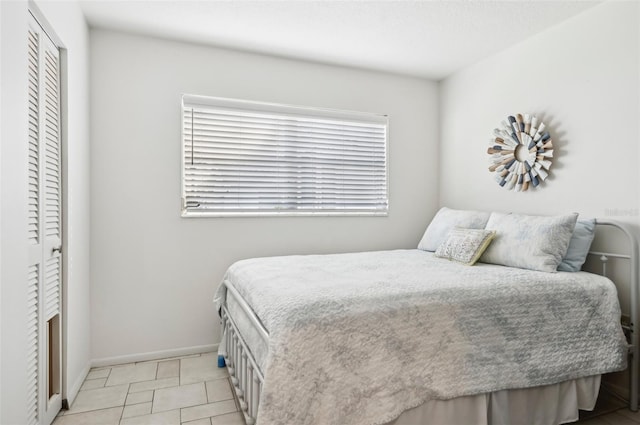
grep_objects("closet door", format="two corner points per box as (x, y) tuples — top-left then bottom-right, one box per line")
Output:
(27, 13), (63, 425)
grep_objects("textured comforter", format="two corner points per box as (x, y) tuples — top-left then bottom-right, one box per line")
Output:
(214, 249), (627, 425)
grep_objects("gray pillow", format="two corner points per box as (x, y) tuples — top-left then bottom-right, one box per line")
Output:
(557, 219), (596, 272)
(417, 207), (491, 252)
(479, 212), (578, 273)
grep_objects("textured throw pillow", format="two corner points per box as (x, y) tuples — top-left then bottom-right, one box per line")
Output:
(557, 219), (596, 272)
(417, 207), (491, 252)
(435, 228), (496, 266)
(479, 212), (578, 272)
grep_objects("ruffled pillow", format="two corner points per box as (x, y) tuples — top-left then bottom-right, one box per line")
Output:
(435, 228), (496, 266)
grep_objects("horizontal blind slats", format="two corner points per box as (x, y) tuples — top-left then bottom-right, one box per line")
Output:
(186, 138), (386, 152)
(183, 106), (386, 130)
(182, 96), (388, 215)
(186, 171), (385, 177)
(185, 177), (384, 186)
(184, 187), (388, 194)
(186, 114), (386, 135)
(186, 123), (385, 143)
(187, 145), (385, 159)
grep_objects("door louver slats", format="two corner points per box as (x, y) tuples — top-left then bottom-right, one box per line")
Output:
(43, 49), (60, 239)
(27, 29), (40, 245)
(26, 264), (39, 425)
(44, 256), (60, 320)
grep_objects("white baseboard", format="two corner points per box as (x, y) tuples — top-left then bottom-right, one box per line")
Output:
(67, 361), (91, 406)
(91, 344), (218, 368)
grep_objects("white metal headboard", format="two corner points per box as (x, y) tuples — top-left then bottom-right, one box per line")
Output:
(590, 220), (639, 411)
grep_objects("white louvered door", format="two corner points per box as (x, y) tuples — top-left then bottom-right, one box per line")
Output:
(27, 13), (63, 425)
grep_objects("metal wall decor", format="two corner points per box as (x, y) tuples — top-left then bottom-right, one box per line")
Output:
(488, 114), (553, 191)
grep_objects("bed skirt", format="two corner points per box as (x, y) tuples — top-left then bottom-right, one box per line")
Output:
(387, 374), (600, 425)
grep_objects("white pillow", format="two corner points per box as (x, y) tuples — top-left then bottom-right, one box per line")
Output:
(417, 207), (491, 252)
(479, 212), (578, 272)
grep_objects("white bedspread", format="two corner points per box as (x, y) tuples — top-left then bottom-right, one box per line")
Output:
(214, 249), (627, 425)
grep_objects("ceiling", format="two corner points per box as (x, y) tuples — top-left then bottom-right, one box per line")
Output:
(79, 0), (600, 80)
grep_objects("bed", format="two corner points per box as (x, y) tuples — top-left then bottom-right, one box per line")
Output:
(213, 210), (639, 425)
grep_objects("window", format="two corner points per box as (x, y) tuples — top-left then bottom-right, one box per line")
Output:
(181, 95), (388, 216)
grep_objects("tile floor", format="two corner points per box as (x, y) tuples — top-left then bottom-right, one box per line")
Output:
(581, 408), (640, 425)
(53, 352), (244, 425)
(579, 389), (640, 424)
(54, 352), (640, 425)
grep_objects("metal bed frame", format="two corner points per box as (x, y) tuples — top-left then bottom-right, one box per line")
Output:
(219, 219), (639, 424)
(589, 220), (639, 411)
(220, 284), (265, 425)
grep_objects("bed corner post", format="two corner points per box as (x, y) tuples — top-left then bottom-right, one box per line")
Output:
(628, 224), (639, 412)
(596, 220), (639, 411)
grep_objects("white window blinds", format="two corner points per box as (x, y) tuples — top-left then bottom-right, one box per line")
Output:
(181, 95), (388, 216)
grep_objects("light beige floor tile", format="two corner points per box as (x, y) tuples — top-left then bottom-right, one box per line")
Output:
(123, 401), (152, 418)
(51, 406), (123, 425)
(106, 361), (158, 386)
(80, 377), (107, 391)
(183, 418), (212, 425)
(153, 382), (207, 413)
(209, 412), (245, 425)
(180, 400), (237, 423)
(126, 390), (154, 405)
(66, 384), (128, 414)
(579, 417), (611, 425)
(600, 412), (639, 425)
(616, 408), (640, 423)
(120, 409), (180, 425)
(86, 368), (111, 380)
(181, 353), (228, 385)
(205, 379), (233, 403)
(157, 359), (180, 379)
(583, 410), (640, 425)
(130, 377), (180, 393)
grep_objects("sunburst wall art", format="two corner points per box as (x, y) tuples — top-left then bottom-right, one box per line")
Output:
(487, 114), (553, 192)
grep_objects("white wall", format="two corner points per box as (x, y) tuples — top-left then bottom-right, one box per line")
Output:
(0, 0), (91, 421)
(439, 1), (639, 228)
(0, 3), (3, 418)
(90, 29), (439, 361)
(439, 1), (639, 396)
(1, 2), (29, 423)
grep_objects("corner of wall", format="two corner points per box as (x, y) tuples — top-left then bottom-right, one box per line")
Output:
(66, 361), (90, 406)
